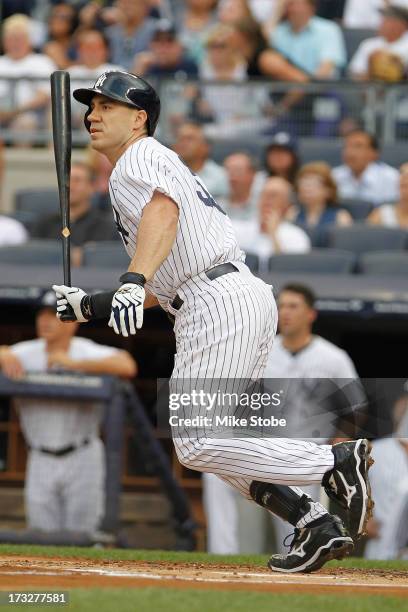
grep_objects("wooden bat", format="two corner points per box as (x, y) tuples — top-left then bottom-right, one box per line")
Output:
(50, 70), (76, 321)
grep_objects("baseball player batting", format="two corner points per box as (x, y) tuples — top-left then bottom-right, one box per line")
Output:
(53, 71), (373, 573)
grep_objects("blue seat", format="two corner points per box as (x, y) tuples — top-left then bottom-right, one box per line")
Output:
(82, 241), (129, 268)
(296, 224), (329, 248)
(328, 225), (408, 254)
(244, 252), (260, 273)
(0, 240), (62, 265)
(380, 143), (408, 169)
(14, 189), (59, 216)
(268, 249), (355, 274)
(342, 28), (377, 62)
(338, 200), (374, 221)
(358, 251), (408, 276)
(209, 139), (265, 165)
(298, 138), (343, 167)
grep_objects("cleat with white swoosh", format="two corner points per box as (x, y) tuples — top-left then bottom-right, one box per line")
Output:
(268, 515), (354, 574)
(322, 439), (374, 540)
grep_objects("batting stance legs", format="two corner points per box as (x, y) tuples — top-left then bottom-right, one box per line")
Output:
(170, 264), (373, 572)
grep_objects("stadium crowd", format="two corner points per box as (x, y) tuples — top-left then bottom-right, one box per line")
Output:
(0, 0), (407, 561)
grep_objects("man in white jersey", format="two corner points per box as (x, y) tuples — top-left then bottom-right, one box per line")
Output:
(52, 70), (374, 573)
(0, 291), (136, 533)
(204, 283), (366, 554)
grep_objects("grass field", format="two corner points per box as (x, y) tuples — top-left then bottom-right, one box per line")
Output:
(0, 545), (407, 612)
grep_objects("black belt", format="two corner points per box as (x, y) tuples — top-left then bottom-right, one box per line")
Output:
(34, 438), (90, 457)
(171, 263), (239, 312)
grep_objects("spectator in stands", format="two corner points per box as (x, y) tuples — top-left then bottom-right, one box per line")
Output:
(264, 0), (347, 78)
(262, 132), (300, 184)
(132, 20), (198, 78)
(193, 23), (268, 136)
(231, 177), (311, 268)
(199, 24), (247, 81)
(177, 0), (219, 64)
(218, 0), (254, 23)
(0, 216), (28, 246)
(364, 386), (408, 560)
(43, 3), (78, 69)
(290, 162), (353, 227)
(230, 19), (309, 81)
(332, 129), (400, 205)
(248, 0), (280, 22)
(219, 152), (261, 220)
(349, 4), (408, 81)
(0, 14), (56, 133)
(368, 162), (408, 228)
(69, 30), (121, 128)
(172, 122), (229, 199)
(105, 0), (157, 70)
(0, 291), (136, 535)
(30, 162), (118, 266)
(342, 0), (385, 29)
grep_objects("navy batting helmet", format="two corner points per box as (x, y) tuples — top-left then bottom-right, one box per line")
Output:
(73, 70), (161, 136)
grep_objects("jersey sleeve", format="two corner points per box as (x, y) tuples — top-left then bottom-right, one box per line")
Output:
(122, 140), (181, 209)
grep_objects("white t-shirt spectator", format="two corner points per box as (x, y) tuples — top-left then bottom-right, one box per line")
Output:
(0, 216), (28, 246)
(0, 53), (56, 110)
(344, 0), (408, 29)
(231, 217), (310, 268)
(333, 162), (399, 205)
(349, 32), (408, 77)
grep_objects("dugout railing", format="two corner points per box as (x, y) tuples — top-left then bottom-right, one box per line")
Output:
(0, 371), (196, 549)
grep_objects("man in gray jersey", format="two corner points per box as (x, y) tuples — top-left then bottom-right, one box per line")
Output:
(52, 70), (373, 573)
(0, 291), (136, 533)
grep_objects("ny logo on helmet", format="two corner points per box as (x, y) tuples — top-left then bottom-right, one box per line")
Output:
(95, 73), (107, 89)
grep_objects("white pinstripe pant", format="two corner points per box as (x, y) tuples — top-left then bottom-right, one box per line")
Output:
(169, 263), (334, 502)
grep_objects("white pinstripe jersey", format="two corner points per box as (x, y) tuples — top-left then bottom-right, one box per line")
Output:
(108, 137), (244, 308)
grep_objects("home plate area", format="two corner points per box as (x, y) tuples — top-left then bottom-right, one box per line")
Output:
(0, 557), (407, 597)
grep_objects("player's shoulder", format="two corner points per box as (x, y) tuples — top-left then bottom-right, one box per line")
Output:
(269, 334), (285, 353)
(310, 336), (349, 360)
(10, 338), (44, 357)
(119, 137), (181, 178)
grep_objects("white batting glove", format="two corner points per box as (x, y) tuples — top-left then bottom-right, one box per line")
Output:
(108, 283), (145, 337)
(52, 284), (91, 323)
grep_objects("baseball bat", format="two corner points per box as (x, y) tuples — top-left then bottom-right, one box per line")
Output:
(50, 70), (75, 321)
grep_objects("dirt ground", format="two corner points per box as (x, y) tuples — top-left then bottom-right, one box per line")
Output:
(0, 556), (407, 596)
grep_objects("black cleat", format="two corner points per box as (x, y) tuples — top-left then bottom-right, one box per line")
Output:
(322, 439), (374, 540)
(268, 514), (354, 574)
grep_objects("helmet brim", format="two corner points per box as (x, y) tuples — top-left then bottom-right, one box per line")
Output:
(73, 87), (139, 108)
(73, 87), (102, 105)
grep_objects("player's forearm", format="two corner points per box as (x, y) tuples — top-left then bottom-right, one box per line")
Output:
(128, 192), (179, 281)
(66, 352), (137, 378)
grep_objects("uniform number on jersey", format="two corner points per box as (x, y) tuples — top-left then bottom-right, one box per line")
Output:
(177, 155), (226, 215)
(113, 206), (130, 245)
(194, 175), (226, 215)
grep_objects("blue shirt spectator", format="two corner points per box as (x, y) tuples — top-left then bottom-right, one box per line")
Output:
(105, 0), (157, 70)
(268, 0), (346, 78)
